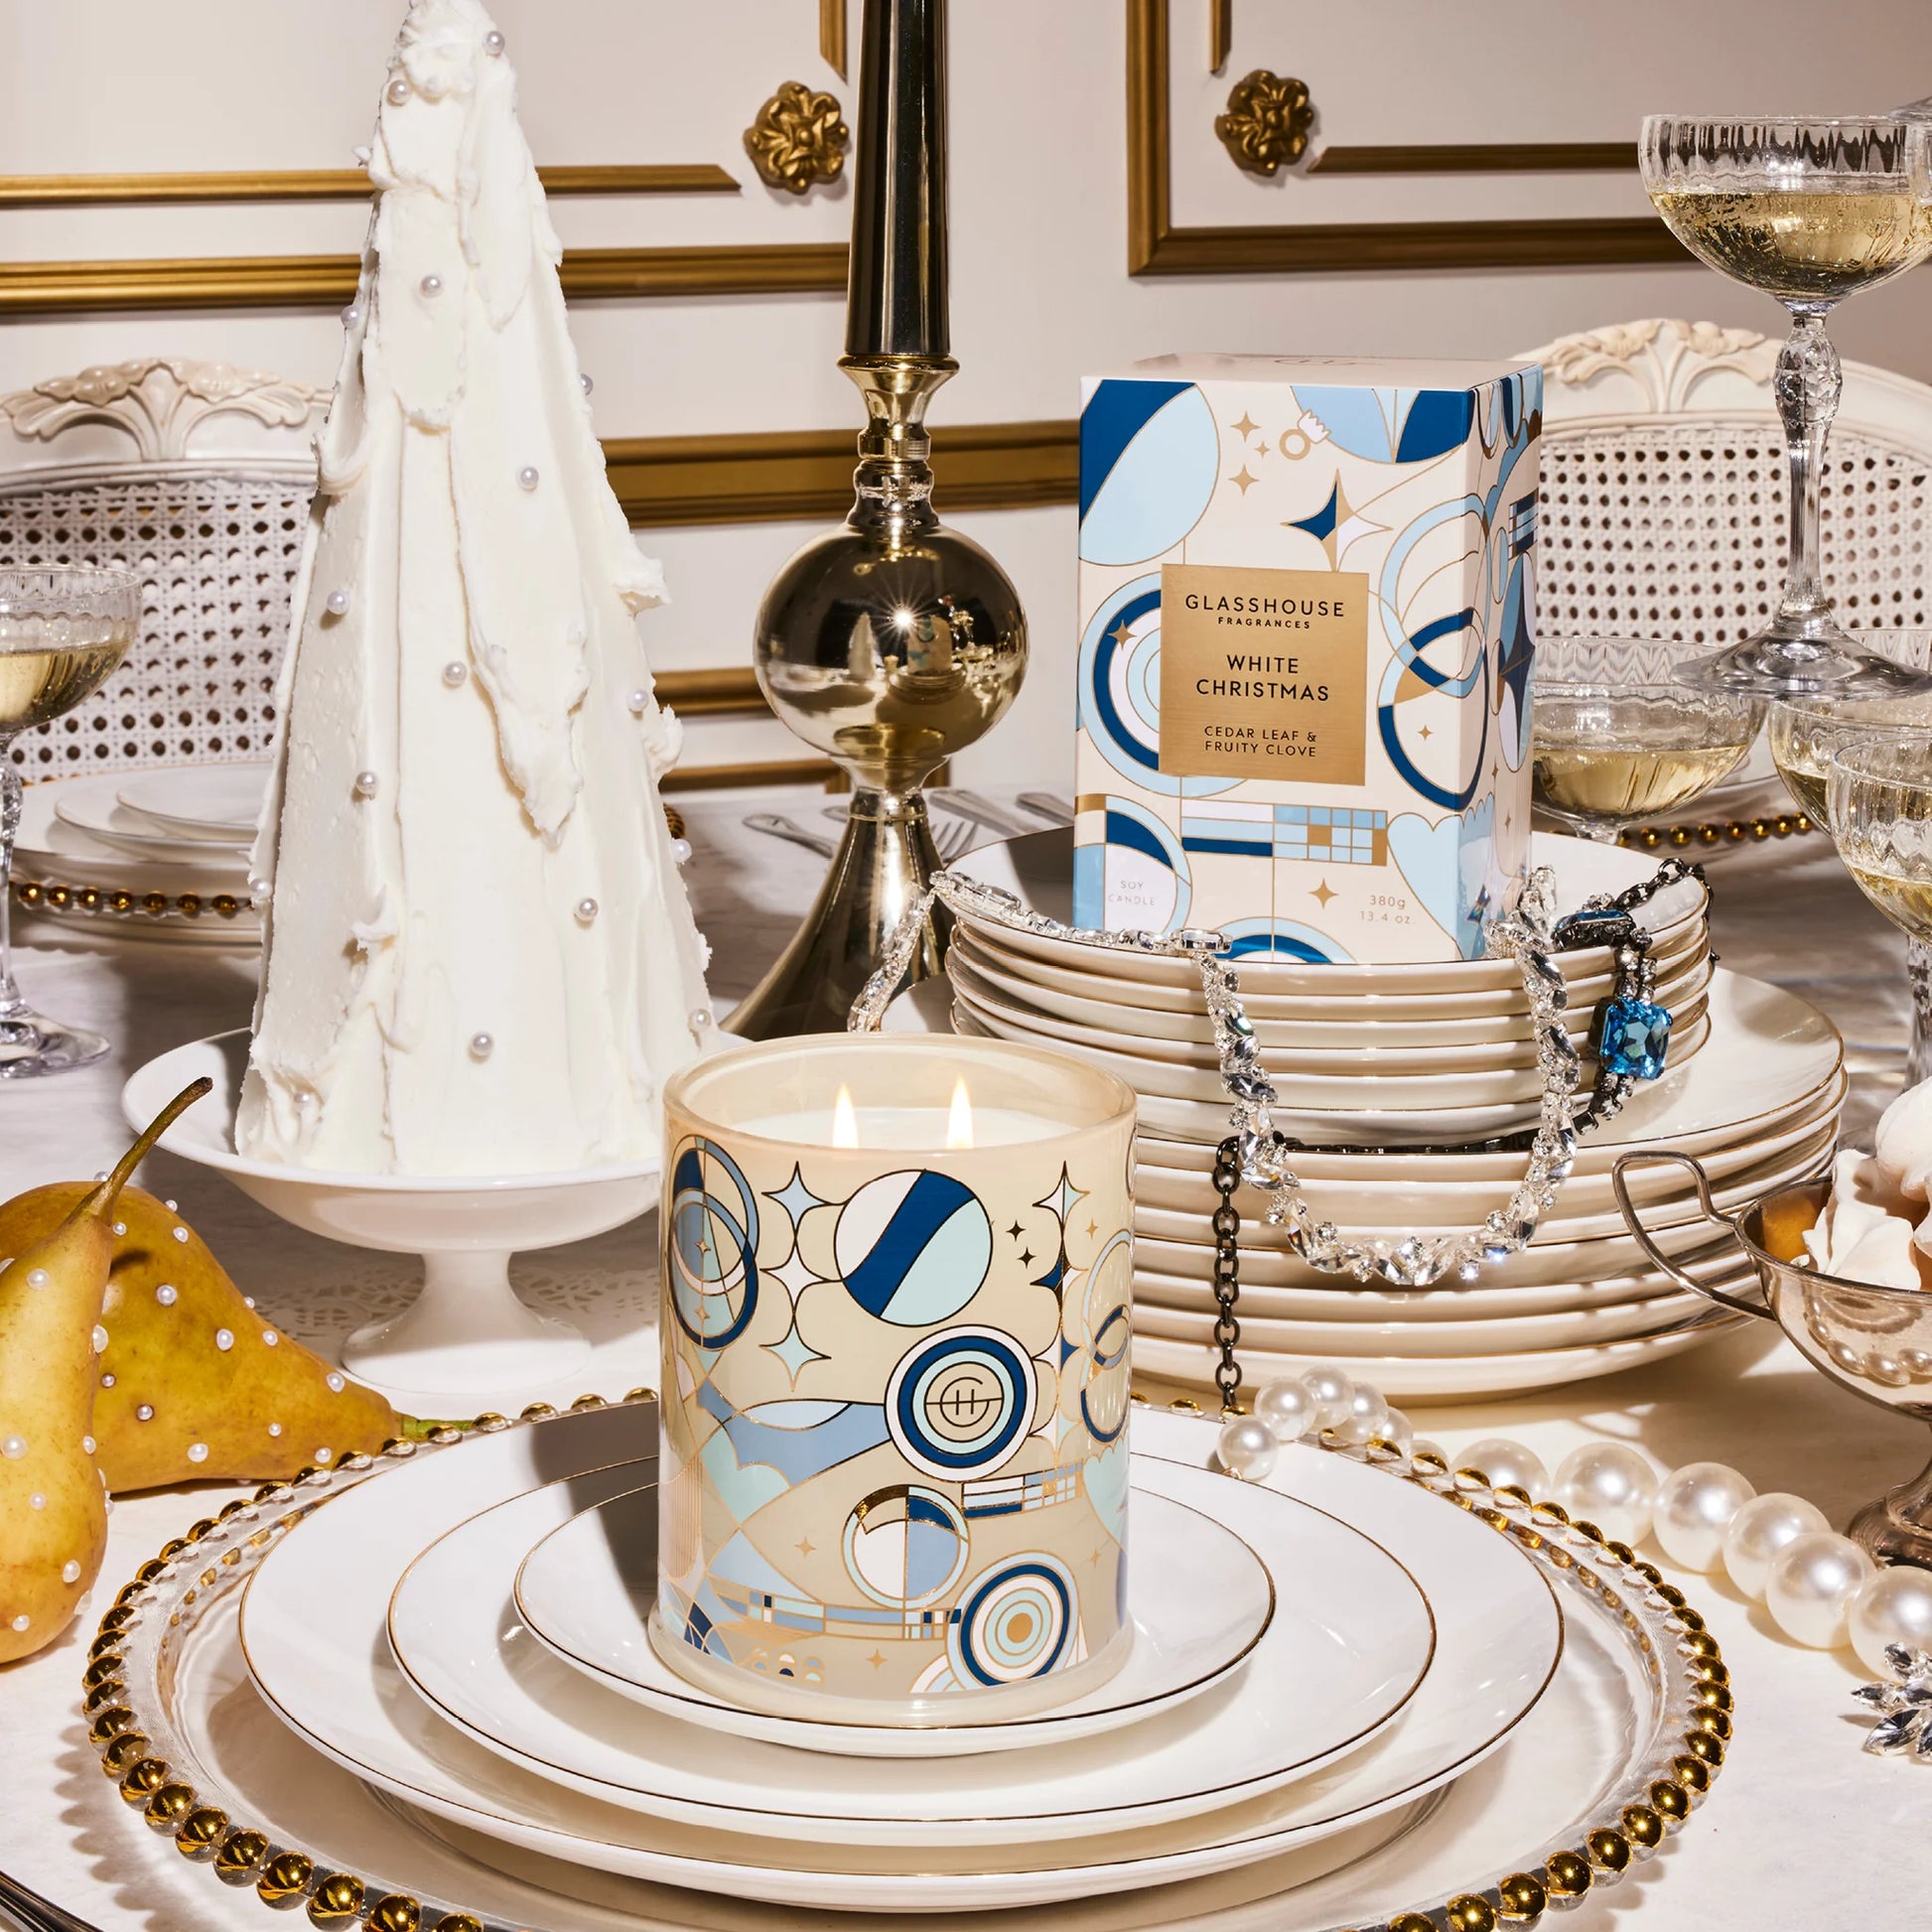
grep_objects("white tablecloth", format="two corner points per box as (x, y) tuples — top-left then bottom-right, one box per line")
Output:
(0, 795), (1924, 1930)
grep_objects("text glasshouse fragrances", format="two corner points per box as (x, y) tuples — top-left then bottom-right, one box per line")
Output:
(1074, 354), (1540, 963)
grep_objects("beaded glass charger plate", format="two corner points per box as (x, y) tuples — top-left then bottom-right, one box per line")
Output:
(375, 1461), (1434, 1845)
(11, 775), (260, 947)
(95, 1400), (1726, 1927)
(232, 1403), (1558, 1893)
(508, 1480), (1272, 1758)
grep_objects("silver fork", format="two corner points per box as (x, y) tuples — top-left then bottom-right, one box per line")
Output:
(818, 804), (977, 862)
(1017, 791), (1073, 825)
(745, 812), (838, 861)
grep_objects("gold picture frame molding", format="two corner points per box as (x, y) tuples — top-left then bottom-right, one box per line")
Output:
(0, 165), (741, 207)
(1128, 0), (1679, 273)
(0, 245), (848, 317)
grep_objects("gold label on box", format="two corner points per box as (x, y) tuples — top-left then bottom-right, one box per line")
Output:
(1157, 564), (1370, 783)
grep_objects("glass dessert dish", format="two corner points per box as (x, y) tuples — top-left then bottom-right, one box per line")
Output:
(1531, 637), (1763, 843)
(1640, 115), (1932, 697)
(0, 565), (142, 1077)
(1615, 1154), (1932, 1567)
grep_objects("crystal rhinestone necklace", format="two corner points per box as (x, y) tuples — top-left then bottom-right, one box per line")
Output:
(853, 859), (1705, 1402)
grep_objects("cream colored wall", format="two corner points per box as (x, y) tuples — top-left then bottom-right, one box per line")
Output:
(3, 0), (1930, 784)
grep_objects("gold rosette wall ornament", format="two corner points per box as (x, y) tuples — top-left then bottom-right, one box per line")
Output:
(745, 80), (850, 195)
(1216, 69), (1314, 176)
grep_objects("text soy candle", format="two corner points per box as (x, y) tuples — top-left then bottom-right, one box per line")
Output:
(655, 1033), (1137, 1723)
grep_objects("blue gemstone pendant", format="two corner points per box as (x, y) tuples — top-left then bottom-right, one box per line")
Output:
(1592, 996), (1672, 1080)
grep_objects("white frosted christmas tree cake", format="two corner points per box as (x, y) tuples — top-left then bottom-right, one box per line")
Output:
(241, 0), (715, 1175)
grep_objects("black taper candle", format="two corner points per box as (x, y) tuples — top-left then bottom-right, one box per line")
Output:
(844, 0), (949, 361)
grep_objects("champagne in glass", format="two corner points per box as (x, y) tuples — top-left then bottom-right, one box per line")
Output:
(1827, 735), (1932, 1091)
(1531, 637), (1762, 843)
(1775, 635), (1932, 1082)
(1640, 116), (1932, 697)
(0, 568), (143, 1077)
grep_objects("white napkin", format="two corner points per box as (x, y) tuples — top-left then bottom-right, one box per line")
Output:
(1804, 1149), (1929, 1289)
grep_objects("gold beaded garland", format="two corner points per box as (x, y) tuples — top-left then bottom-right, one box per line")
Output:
(82, 1655), (122, 1690)
(1587, 1826), (1632, 1872)
(1447, 1895), (1500, 1931)
(1650, 1780), (1692, 1826)
(1545, 1849), (1592, 1897)
(306, 1872), (364, 1925)
(1389, 1916), (1438, 1932)
(143, 1782), (197, 1832)
(1622, 1803), (1666, 1851)
(214, 1830), (270, 1884)
(89, 1705), (137, 1744)
(1684, 1727), (1725, 1768)
(117, 1758), (168, 1803)
(1692, 1706), (1732, 1741)
(256, 1850), (314, 1906)
(364, 1895), (422, 1932)
(430, 1915), (483, 1932)
(569, 1393), (608, 1412)
(99, 1732), (149, 1776)
(1498, 1871), (1548, 1920)
(1672, 1751), (1711, 1793)
(176, 1806), (229, 1860)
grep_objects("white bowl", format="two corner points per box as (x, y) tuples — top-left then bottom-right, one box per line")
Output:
(122, 1032), (660, 1400)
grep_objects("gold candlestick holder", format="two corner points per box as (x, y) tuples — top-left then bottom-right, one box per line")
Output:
(730, 0), (1027, 1039)
(730, 354), (1027, 1038)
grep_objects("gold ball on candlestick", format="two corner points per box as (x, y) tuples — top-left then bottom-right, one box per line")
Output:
(754, 471), (1027, 789)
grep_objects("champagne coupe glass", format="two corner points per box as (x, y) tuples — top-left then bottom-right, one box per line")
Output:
(1828, 735), (1932, 1090)
(1771, 632), (1932, 1078)
(0, 566), (142, 1077)
(1640, 115), (1932, 697)
(1531, 636), (1764, 843)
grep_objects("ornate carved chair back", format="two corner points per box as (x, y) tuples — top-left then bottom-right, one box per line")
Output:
(1523, 318), (1932, 647)
(0, 357), (326, 782)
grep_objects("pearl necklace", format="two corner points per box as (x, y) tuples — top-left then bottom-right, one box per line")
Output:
(1215, 1368), (1932, 1751)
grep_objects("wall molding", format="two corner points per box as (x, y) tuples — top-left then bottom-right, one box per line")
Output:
(662, 755), (840, 793)
(0, 244), (848, 317)
(1309, 143), (1637, 177)
(606, 418), (1077, 526)
(0, 165), (740, 207)
(1128, 0), (1680, 274)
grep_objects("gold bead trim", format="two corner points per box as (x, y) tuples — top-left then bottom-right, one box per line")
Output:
(86, 1390), (1725, 1932)
(1619, 812), (1813, 851)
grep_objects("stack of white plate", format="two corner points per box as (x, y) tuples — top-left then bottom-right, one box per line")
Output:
(13, 763), (267, 946)
(933, 829), (1711, 1146)
(234, 1401), (1595, 1915)
(888, 830), (1843, 1402)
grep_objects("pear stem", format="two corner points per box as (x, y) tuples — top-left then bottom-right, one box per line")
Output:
(86, 1078), (213, 1219)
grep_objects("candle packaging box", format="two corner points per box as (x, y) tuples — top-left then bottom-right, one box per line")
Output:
(1073, 353), (1541, 962)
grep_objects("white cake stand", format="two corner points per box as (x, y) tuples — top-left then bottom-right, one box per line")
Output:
(121, 1033), (660, 1401)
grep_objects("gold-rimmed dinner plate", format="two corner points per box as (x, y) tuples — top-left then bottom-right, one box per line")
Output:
(382, 1463), (1429, 1845)
(509, 1479), (1274, 1758)
(235, 1404), (1563, 1908)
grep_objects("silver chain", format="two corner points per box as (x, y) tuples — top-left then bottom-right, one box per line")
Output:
(851, 860), (1705, 1383)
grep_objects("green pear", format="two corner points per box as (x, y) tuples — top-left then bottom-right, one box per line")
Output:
(0, 1080), (208, 1663)
(0, 1186), (414, 1496)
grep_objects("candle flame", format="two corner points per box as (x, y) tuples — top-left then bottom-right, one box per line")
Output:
(832, 1084), (860, 1149)
(945, 1077), (974, 1150)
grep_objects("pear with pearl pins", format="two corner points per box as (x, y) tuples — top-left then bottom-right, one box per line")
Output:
(0, 1083), (208, 1662)
(0, 1175), (406, 1496)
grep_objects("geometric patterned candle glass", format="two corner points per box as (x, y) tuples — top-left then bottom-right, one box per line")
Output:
(657, 1033), (1138, 1722)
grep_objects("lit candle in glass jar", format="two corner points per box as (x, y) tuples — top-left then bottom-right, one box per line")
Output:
(656, 1033), (1138, 1724)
